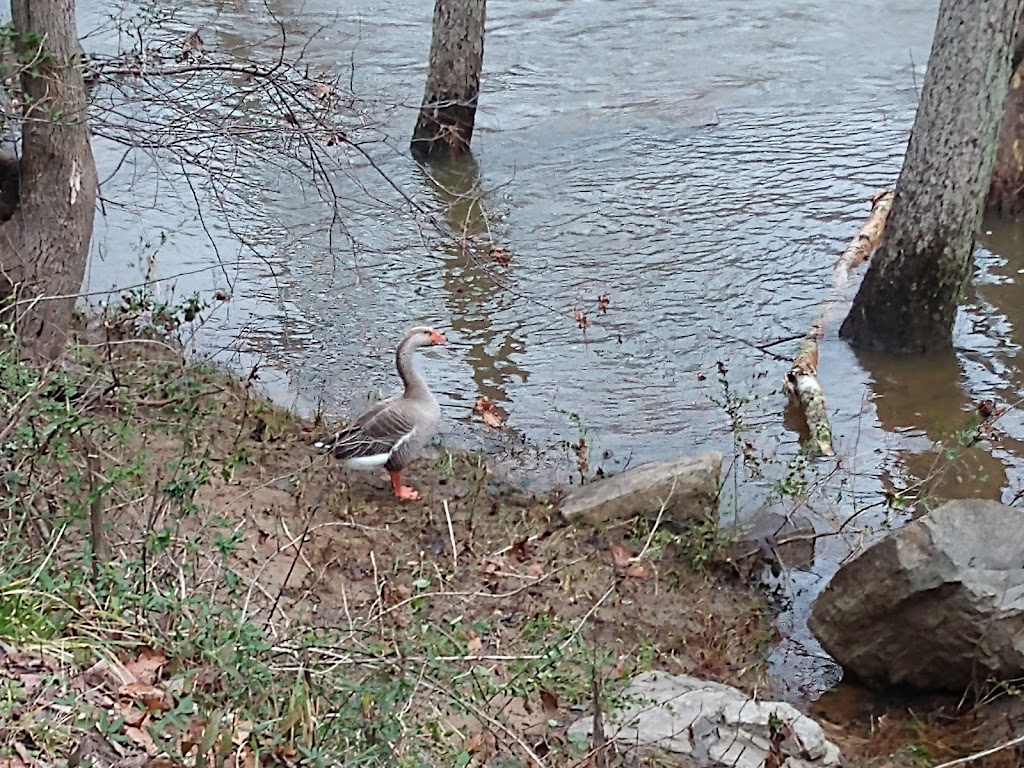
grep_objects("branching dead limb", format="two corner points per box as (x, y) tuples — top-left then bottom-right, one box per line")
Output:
(783, 189), (894, 456)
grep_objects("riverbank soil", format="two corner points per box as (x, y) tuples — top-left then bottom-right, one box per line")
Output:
(0, 323), (776, 767)
(4, 318), (1021, 766)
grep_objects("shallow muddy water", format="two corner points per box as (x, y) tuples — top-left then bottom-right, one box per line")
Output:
(59, 0), (1024, 702)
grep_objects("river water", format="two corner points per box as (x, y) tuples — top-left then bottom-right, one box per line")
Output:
(66, 0), (1024, 702)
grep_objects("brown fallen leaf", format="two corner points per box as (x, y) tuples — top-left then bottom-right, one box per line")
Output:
(539, 689), (560, 716)
(115, 700), (149, 728)
(609, 544), (632, 571)
(573, 306), (589, 330)
(466, 635), (483, 653)
(473, 395), (507, 430)
(125, 725), (158, 756)
(525, 562), (545, 578)
(489, 245), (512, 266)
(125, 648), (166, 685)
(463, 731), (485, 754)
(510, 537), (530, 562)
(119, 681), (172, 713)
(626, 563), (650, 581)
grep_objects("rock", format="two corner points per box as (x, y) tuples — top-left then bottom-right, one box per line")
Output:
(568, 671), (842, 768)
(559, 452), (722, 525)
(809, 499), (1024, 692)
(735, 510), (817, 570)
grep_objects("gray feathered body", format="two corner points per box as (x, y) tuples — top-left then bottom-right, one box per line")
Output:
(319, 391), (440, 471)
(314, 327), (442, 473)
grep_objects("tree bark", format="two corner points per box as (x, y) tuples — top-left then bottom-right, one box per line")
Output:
(0, 0), (97, 361)
(987, 67), (1024, 214)
(989, 15), (1024, 214)
(411, 0), (486, 161)
(840, 0), (1022, 354)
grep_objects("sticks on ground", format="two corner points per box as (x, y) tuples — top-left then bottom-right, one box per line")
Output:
(784, 189), (894, 456)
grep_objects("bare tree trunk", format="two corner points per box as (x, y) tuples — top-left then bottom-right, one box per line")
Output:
(840, 0), (1022, 354)
(0, 0), (97, 361)
(988, 68), (1024, 214)
(989, 16), (1024, 214)
(411, 0), (486, 161)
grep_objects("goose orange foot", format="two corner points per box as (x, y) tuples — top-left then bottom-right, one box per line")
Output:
(390, 471), (421, 501)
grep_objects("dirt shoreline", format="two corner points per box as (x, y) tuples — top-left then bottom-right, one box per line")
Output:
(1, 325), (1020, 766)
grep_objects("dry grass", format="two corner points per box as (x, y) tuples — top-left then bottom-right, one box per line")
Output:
(0, 306), (777, 768)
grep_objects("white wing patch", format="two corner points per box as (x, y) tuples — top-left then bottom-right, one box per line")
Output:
(340, 429), (415, 471)
(344, 453), (390, 470)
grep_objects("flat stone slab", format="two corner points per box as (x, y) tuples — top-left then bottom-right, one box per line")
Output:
(568, 671), (842, 768)
(560, 452), (721, 525)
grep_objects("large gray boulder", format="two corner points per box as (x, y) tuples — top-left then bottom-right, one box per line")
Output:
(809, 499), (1024, 692)
(559, 452), (721, 525)
(568, 671), (842, 768)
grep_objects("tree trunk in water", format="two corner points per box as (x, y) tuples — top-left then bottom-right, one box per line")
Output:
(0, 0), (97, 361)
(840, 0), (1021, 354)
(411, 0), (485, 161)
(989, 16), (1024, 214)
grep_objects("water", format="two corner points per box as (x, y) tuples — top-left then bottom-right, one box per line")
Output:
(64, 0), (1024, 701)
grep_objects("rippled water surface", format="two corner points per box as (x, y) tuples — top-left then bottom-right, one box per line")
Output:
(68, 0), (1024, 701)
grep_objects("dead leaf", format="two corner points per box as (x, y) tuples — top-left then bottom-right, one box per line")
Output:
(525, 562), (545, 578)
(609, 544), (632, 570)
(473, 395), (507, 430)
(510, 538), (530, 562)
(463, 732), (485, 754)
(180, 717), (207, 756)
(119, 681), (172, 713)
(231, 720), (254, 747)
(572, 306), (589, 330)
(539, 689), (559, 716)
(489, 245), (511, 266)
(125, 725), (158, 756)
(115, 700), (149, 728)
(313, 82), (333, 101)
(626, 563), (649, 581)
(467, 635), (483, 653)
(125, 648), (166, 685)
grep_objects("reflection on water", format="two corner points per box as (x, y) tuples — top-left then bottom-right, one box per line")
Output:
(72, 0), (1024, 704)
(418, 157), (530, 412)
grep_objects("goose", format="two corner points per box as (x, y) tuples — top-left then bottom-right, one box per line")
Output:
(314, 326), (447, 500)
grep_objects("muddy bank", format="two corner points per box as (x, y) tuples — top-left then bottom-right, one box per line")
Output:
(0, 318), (777, 767)
(3, 312), (1023, 766)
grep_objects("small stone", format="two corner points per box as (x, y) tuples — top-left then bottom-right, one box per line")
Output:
(559, 452), (722, 526)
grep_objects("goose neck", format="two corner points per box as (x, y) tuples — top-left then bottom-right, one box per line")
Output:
(396, 339), (429, 398)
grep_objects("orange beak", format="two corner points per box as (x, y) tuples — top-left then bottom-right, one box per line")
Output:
(429, 329), (448, 345)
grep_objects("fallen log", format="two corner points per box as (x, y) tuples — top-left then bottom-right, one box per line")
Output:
(783, 189), (894, 456)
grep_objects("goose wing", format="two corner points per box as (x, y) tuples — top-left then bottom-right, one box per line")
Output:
(319, 398), (418, 461)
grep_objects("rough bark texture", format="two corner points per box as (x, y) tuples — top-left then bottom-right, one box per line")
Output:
(988, 67), (1024, 214)
(411, 0), (485, 161)
(840, 0), (1021, 354)
(0, 0), (97, 361)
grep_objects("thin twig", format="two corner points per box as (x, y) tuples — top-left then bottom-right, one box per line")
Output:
(931, 734), (1024, 768)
